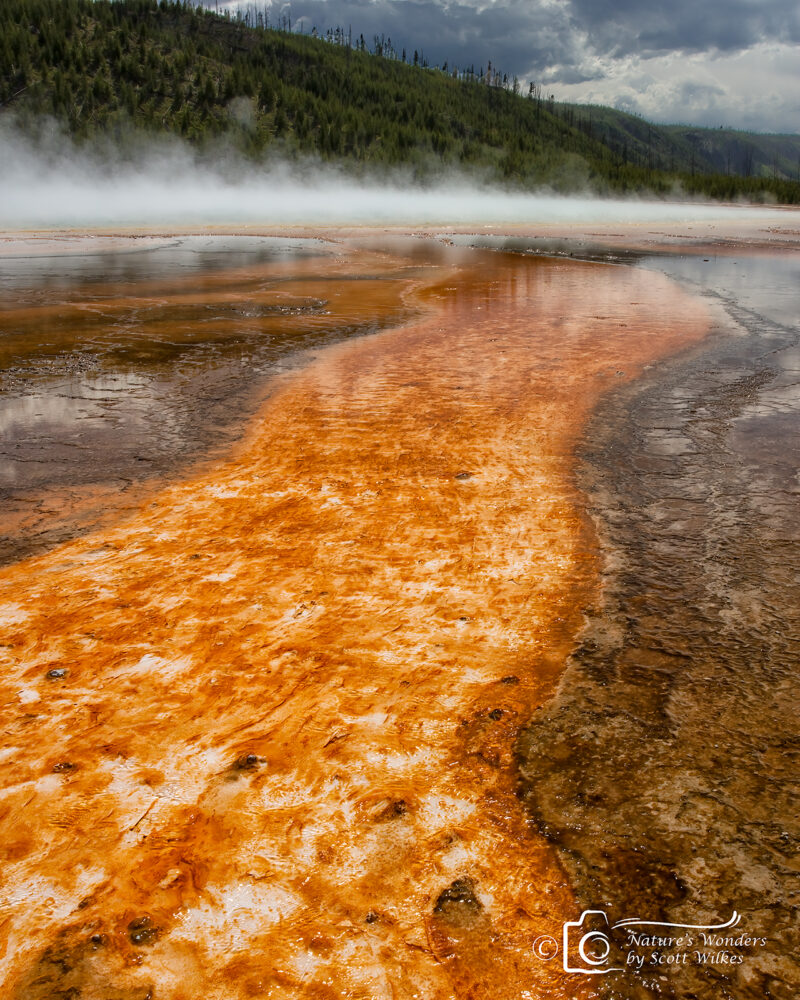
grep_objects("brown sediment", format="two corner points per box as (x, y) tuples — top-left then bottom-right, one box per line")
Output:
(0, 243), (711, 999)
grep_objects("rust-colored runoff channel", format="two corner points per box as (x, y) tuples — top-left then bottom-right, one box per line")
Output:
(0, 241), (709, 1000)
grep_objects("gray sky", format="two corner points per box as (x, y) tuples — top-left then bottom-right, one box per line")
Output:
(213, 0), (800, 133)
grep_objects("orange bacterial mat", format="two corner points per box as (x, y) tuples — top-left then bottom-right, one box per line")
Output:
(0, 242), (710, 1000)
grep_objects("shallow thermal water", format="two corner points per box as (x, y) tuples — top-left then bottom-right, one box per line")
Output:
(0, 235), (428, 565)
(516, 249), (800, 999)
(0, 236), (713, 1000)
(1, 228), (797, 1000)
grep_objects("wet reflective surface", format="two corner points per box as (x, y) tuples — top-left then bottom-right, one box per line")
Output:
(518, 249), (800, 999)
(0, 237), (712, 999)
(0, 235), (424, 565)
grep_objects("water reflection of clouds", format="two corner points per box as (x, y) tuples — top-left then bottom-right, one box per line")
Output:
(0, 373), (178, 487)
(0, 236), (329, 291)
(647, 254), (800, 433)
(642, 253), (800, 330)
(0, 373), (156, 434)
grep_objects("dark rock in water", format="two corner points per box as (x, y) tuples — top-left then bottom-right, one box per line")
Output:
(500, 675), (519, 685)
(488, 708), (504, 720)
(375, 798), (408, 821)
(234, 753), (260, 771)
(128, 916), (160, 947)
(52, 762), (75, 773)
(454, 471), (473, 481)
(365, 910), (379, 924)
(46, 668), (68, 680)
(433, 876), (483, 925)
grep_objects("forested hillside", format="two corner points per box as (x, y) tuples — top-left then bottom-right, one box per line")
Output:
(2, 0), (799, 203)
(583, 105), (800, 184)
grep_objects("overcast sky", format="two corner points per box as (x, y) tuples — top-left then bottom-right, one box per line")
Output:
(211, 0), (800, 133)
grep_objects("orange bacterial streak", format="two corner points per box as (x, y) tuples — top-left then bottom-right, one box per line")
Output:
(0, 245), (709, 1000)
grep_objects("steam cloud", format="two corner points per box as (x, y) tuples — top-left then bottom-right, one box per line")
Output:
(0, 121), (794, 229)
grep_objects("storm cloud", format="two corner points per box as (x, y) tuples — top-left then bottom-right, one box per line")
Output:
(568, 0), (800, 57)
(207, 0), (800, 131)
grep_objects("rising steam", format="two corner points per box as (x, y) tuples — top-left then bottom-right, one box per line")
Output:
(0, 120), (794, 229)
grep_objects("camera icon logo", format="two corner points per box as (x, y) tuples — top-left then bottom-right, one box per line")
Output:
(562, 910), (624, 975)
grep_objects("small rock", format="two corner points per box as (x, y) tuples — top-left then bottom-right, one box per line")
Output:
(433, 876), (483, 925)
(128, 916), (160, 946)
(234, 753), (260, 771)
(376, 799), (408, 821)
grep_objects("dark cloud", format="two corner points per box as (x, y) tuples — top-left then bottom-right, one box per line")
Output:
(250, 0), (579, 78)
(676, 79), (726, 102)
(568, 0), (800, 57)
(550, 66), (606, 86)
(224, 0), (800, 73)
